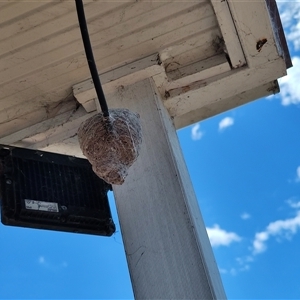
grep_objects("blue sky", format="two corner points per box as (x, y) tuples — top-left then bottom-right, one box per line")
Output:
(1, 2), (300, 299)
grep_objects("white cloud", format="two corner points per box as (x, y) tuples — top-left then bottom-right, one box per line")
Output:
(219, 256), (253, 276)
(240, 264), (250, 272)
(252, 211), (300, 254)
(229, 268), (237, 276)
(278, 57), (300, 106)
(253, 231), (269, 254)
(277, 1), (300, 50)
(37, 256), (68, 270)
(206, 224), (241, 247)
(287, 23), (300, 51)
(236, 256), (254, 265)
(276, 2), (300, 106)
(38, 256), (45, 264)
(62, 261), (68, 268)
(287, 199), (300, 209)
(296, 166), (300, 182)
(219, 268), (228, 274)
(191, 123), (203, 140)
(219, 201), (300, 273)
(241, 212), (251, 220)
(218, 117), (234, 131)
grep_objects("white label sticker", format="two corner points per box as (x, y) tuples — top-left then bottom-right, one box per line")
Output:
(24, 199), (59, 212)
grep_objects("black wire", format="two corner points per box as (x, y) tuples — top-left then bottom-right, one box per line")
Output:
(75, 0), (109, 117)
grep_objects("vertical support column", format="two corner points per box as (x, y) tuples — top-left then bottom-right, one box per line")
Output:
(108, 79), (226, 299)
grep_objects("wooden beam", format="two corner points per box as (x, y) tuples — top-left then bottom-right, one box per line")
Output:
(227, 0), (283, 68)
(73, 53), (164, 112)
(0, 1), (211, 115)
(165, 54), (231, 90)
(174, 80), (279, 129)
(152, 54), (230, 100)
(265, 0), (292, 68)
(2, 55), (285, 148)
(74, 53), (230, 113)
(0, 97), (76, 139)
(210, 0), (246, 68)
(12, 107), (96, 150)
(0, 109), (77, 145)
(164, 58), (286, 118)
(39, 136), (85, 159)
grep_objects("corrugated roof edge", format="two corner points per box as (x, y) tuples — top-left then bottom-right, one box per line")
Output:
(265, 0), (292, 69)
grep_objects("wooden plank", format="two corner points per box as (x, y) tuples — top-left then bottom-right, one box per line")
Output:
(0, 3), (215, 113)
(74, 54), (230, 113)
(164, 58), (286, 118)
(13, 107), (96, 150)
(1, 56), (286, 145)
(227, 0), (282, 68)
(0, 97), (76, 139)
(0, 1), (131, 74)
(174, 80), (280, 128)
(0, 1), (73, 42)
(0, 2), (131, 58)
(0, 51), (230, 145)
(73, 53), (164, 111)
(0, 17), (216, 117)
(0, 3), (15, 10)
(210, 0), (246, 68)
(152, 54), (230, 100)
(160, 27), (220, 71)
(0, 0), (289, 143)
(0, 1), (52, 25)
(40, 136), (85, 158)
(0, 109), (78, 145)
(0, 1), (199, 74)
(166, 54), (231, 89)
(265, 0), (292, 68)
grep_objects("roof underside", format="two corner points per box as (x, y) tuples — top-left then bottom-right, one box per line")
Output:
(0, 0), (291, 156)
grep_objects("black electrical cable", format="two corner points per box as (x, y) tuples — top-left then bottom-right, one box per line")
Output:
(75, 0), (109, 117)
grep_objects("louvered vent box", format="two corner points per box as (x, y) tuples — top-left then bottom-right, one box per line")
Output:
(0, 145), (115, 236)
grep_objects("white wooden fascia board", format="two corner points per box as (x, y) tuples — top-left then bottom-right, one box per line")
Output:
(0, 109), (76, 145)
(151, 54), (230, 99)
(164, 58), (286, 118)
(74, 54), (231, 113)
(227, 0), (282, 68)
(174, 80), (279, 129)
(165, 54), (231, 90)
(210, 0), (246, 68)
(73, 53), (164, 109)
(79, 98), (98, 113)
(159, 27), (221, 73)
(0, 98), (76, 140)
(12, 107), (96, 150)
(5, 59), (285, 149)
(7, 53), (224, 147)
(40, 136), (84, 158)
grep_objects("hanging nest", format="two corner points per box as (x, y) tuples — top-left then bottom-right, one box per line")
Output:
(78, 109), (142, 185)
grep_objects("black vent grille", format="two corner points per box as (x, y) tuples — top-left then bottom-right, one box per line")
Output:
(0, 145), (115, 236)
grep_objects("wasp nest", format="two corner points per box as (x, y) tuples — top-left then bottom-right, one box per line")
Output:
(78, 109), (142, 185)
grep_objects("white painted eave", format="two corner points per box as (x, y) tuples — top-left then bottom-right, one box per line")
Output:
(0, 0), (291, 154)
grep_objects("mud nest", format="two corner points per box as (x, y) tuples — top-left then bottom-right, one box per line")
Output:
(78, 108), (142, 185)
